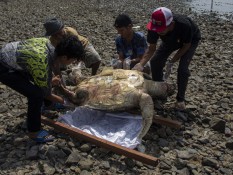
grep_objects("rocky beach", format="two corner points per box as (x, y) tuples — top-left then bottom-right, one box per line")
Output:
(0, 0), (233, 174)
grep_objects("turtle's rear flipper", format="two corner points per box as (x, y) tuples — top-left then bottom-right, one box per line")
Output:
(143, 73), (152, 80)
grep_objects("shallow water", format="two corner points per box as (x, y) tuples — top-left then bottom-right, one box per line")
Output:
(183, 0), (233, 14)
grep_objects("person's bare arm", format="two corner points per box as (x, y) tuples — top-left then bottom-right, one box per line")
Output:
(45, 94), (64, 104)
(170, 43), (191, 63)
(52, 60), (61, 76)
(131, 54), (143, 64)
(140, 43), (157, 66)
(52, 60), (66, 86)
(132, 43), (156, 71)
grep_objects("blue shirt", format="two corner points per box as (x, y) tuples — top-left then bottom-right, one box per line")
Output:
(115, 32), (147, 59)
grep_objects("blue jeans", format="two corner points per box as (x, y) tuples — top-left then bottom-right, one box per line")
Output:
(0, 64), (43, 132)
(150, 41), (199, 102)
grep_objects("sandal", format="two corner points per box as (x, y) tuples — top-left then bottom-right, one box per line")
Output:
(30, 130), (55, 143)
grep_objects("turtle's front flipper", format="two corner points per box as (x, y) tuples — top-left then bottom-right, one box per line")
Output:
(137, 93), (154, 140)
(99, 67), (114, 76)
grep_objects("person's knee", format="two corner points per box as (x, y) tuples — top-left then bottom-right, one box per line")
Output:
(84, 48), (101, 69)
(95, 60), (101, 66)
(90, 60), (101, 71)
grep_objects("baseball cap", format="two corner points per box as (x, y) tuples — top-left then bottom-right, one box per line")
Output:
(146, 7), (173, 32)
(44, 17), (64, 36)
(114, 14), (132, 28)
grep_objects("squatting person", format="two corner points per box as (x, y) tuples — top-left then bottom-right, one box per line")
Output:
(113, 14), (150, 74)
(44, 17), (101, 76)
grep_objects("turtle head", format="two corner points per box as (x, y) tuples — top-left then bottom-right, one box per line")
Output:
(72, 88), (89, 106)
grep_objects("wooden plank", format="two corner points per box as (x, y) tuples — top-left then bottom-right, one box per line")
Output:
(41, 116), (158, 166)
(153, 116), (182, 129)
(126, 109), (182, 129)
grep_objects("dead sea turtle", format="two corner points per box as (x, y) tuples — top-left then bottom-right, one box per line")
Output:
(64, 67), (175, 139)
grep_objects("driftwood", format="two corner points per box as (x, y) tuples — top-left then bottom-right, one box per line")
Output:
(153, 116), (181, 129)
(41, 115), (181, 166)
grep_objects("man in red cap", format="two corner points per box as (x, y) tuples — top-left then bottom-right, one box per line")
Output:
(133, 7), (201, 110)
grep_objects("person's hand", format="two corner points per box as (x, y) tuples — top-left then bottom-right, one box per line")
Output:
(111, 58), (123, 69)
(63, 98), (76, 108)
(123, 58), (131, 70)
(132, 63), (143, 72)
(52, 75), (61, 86)
(163, 62), (174, 80)
(61, 85), (75, 98)
(65, 89), (75, 98)
(130, 59), (139, 64)
(58, 84), (75, 100)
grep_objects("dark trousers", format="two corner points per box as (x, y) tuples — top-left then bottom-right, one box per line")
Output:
(0, 64), (43, 132)
(150, 41), (199, 102)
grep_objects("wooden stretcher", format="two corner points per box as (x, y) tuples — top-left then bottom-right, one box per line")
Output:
(41, 115), (181, 166)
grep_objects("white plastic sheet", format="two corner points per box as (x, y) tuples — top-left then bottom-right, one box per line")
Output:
(58, 107), (142, 149)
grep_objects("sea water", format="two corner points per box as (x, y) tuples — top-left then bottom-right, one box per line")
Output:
(183, 0), (233, 14)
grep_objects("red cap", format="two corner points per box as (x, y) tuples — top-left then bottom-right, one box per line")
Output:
(147, 7), (173, 32)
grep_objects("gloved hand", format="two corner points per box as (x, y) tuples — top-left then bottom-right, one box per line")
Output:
(132, 63), (143, 72)
(111, 58), (123, 69)
(123, 57), (131, 70)
(163, 61), (174, 80)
